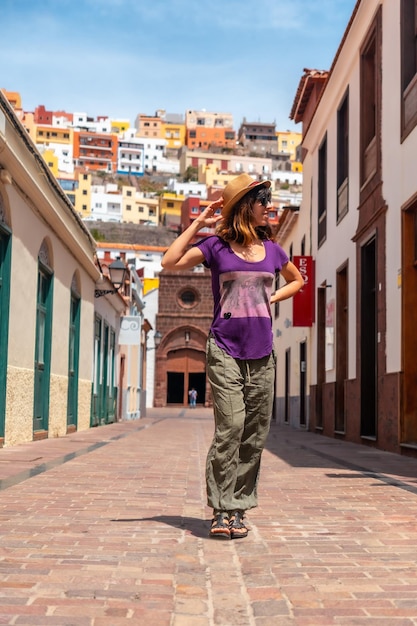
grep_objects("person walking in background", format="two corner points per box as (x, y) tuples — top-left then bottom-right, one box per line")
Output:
(189, 387), (198, 408)
(161, 174), (304, 540)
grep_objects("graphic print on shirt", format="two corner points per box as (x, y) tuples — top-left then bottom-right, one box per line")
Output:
(219, 271), (274, 319)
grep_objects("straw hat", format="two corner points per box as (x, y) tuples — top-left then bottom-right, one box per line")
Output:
(221, 173), (271, 217)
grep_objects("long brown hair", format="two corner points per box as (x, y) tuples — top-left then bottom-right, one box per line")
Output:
(216, 185), (273, 245)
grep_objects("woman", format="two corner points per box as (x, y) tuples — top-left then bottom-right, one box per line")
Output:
(162, 173), (304, 540)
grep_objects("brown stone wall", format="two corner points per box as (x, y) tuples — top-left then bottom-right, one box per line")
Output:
(154, 268), (214, 407)
(309, 371), (403, 454)
(321, 382), (336, 436)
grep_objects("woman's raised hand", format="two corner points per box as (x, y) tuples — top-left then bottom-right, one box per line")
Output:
(196, 198), (224, 227)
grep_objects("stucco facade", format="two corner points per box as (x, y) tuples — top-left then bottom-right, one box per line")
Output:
(0, 92), (125, 447)
(275, 0), (417, 457)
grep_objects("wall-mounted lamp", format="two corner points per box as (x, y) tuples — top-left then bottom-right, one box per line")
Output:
(94, 258), (128, 298)
(146, 330), (162, 351)
(185, 330), (190, 344)
(154, 330), (162, 348)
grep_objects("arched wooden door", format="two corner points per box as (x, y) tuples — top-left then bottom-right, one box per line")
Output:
(166, 348), (206, 405)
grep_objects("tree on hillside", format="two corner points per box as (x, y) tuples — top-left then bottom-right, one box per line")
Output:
(183, 166), (198, 182)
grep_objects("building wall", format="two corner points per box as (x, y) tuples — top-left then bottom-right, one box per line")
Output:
(121, 187), (158, 224)
(186, 126), (236, 150)
(179, 149), (273, 179)
(0, 93), (125, 448)
(276, 131), (302, 160)
(280, 0), (417, 457)
(0, 181), (97, 446)
(73, 131), (118, 172)
(154, 269), (213, 407)
(135, 114), (164, 138)
(159, 192), (184, 227)
(162, 122), (186, 149)
(143, 288), (159, 408)
(74, 172), (92, 218)
(110, 119), (130, 134)
(185, 109), (235, 150)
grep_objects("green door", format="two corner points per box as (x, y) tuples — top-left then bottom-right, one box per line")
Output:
(67, 293), (80, 429)
(0, 226), (11, 440)
(90, 318), (116, 426)
(101, 323), (109, 424)
(33, 265), (53, 434)
(91, 315), (102, 426)
(107, 329), (116, 423)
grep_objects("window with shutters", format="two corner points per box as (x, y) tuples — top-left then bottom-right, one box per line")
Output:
(318, 134), (327, 248)
(360, 9), (381, 190)
(337, 89), (349, 222)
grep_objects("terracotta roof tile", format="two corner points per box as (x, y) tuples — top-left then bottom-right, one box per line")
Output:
(290, 69), (329, 124)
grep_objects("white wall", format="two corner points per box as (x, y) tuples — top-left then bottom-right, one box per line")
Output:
(143, 288), (159, 407)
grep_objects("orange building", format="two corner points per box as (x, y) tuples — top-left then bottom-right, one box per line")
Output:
(135, 113), (164, 138)
(185, 109), (236, 150)
(1, 89), (22, 110)
(73, 130), (118, 172)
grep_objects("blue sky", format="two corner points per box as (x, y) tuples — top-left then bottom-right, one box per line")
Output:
(1, 0), (357, 132)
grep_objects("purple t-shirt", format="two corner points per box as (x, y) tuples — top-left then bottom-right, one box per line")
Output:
(195, 236), (289, 360)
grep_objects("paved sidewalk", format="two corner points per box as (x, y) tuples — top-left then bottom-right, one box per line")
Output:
(0, 408), (417, 625)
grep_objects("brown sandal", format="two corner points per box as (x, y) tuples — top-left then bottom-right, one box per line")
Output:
(209, 512), (230, 540)
(229, 511), (248, 539)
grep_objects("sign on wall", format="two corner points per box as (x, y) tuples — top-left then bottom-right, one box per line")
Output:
(325, 298), (335, 371)
(118, 316), (141, 345)
(292, 256), (315, 327)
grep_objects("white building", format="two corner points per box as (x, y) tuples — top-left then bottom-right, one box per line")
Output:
(143, 287), (159, 408)
(167, 178), (207, 199)
(271, 170), (303, 187)
(117, 132), (145, 176)
(139, 137), (180, 175)
(274, 0), (417, 458)
(90, 183), (122, 222)
(39, 142), (74, 174)
(71, 112), (112, 133)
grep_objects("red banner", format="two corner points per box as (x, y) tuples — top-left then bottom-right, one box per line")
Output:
(292, 256), (315, 327)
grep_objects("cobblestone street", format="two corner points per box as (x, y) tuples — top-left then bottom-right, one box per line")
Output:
(0, 408), (417, 625)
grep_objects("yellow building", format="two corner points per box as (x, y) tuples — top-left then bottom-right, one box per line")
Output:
(159, 192), (185, 228)
(41, 148), (59, 177)
(74, 172), (93, 218)
(121, 187), (159, 224)
(20, 118), (74, 175)
(110, 119), (131, 134)
(28, 123), (72, 150)
(276, 130), (302, 161)
(143, 277), (159, 295)
(162, 121), (186, 150)
(198, 163), (235, 189)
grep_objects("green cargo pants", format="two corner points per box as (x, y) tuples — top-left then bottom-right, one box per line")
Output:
(205, 335), (276, 513)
